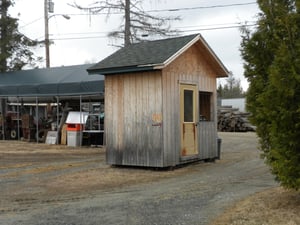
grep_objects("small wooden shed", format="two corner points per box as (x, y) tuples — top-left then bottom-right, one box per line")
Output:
(88, 34), (229, 167)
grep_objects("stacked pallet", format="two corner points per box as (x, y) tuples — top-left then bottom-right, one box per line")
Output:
(217, 106), (255, 132)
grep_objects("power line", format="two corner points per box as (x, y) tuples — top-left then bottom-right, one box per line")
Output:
(19, 17), (43, 29)
(147, 2), (257, 13)
(19, 2), (257, 28)
(51, 35), (107, 41)
(46, 21), (256, 37)
(178, 23), (257, 32)
(62, 2), (257, 14)
(49, 23), (257, 41)
(33, 20), (257, 40)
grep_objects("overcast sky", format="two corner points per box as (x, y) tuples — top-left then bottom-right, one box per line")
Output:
(10, 0), (260, 90)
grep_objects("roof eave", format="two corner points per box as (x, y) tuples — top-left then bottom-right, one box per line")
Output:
(87, 65), (156, 75)
(216, 73), (229, 78)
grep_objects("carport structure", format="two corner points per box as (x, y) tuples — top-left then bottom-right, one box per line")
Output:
(0, 64), (104, 144)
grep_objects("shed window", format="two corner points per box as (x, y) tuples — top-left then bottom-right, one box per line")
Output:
(199, 92), (212, 121)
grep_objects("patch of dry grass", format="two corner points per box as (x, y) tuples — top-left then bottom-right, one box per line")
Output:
(210, 187), (300, 225)
(45, 166), (187, 194)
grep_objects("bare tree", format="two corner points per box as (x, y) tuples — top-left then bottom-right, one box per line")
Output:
(71, 0), (180, 46)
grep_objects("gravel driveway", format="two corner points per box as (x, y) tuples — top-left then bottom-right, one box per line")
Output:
(0, 132), (277, 225)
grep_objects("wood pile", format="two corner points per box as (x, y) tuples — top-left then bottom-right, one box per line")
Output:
(218, 106), (255, 132)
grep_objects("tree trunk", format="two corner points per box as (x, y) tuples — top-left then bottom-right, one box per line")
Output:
(0, 98), (6, 140)
(57, 102), (69, 144)
(124, 0), (131, 46)
(0, 1), (9, 139)
(0, 0), (9, 72)
(44, 0), (50, 68)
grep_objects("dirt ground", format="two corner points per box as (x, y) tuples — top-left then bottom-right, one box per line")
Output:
(0, 132), (292, 225)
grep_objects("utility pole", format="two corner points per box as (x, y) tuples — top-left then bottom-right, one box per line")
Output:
(44, 0), (50, 68)
(44, 0), (69, 68)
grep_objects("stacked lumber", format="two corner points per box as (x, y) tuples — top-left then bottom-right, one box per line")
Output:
(218, 106), (255, 132)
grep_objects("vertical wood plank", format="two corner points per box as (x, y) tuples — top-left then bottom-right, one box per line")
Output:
(106, 43), (220, 167)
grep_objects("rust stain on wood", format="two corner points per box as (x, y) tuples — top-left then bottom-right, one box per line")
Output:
(152, 113), (162, 123)
(193, 124), (196, 142)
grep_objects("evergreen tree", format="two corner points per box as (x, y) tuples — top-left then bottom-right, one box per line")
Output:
(0, 0), (41, 138)
(0, 0), (40, 72)
(241, 0), (300, 189)
(71, 0), (180, 47)
(217, 73), (245, 99)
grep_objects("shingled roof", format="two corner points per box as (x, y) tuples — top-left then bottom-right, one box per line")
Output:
(88, 33), (228, 77)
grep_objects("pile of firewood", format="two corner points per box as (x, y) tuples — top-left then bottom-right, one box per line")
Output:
(217, 106), (255, 132)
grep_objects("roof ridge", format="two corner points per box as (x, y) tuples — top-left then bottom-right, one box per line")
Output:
(129, 33), (199, 45)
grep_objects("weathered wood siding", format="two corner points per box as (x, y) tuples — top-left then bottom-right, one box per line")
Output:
(162, 42), (218, 165)
(105, 71), (163, 167)
(198, 122), (217, 159)
(106, 42), (219, 167)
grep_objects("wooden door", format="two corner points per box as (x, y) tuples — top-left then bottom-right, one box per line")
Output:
(180, 84), (198, 157)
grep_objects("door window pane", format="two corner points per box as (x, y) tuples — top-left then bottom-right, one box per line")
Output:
(184, 90), (194, 122)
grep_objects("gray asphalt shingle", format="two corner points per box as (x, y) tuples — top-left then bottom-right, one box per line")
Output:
(88, 34), (199, 74)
